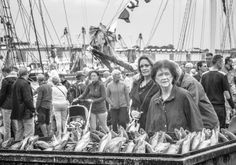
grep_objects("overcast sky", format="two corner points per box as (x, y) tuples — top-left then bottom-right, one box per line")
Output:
(1, 0), (235, 49)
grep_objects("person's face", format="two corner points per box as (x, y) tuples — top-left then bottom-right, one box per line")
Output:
(200, 63), (208, 72)
(90, 72), (99, 82)
(217, 59), (223, 70)
(113, 73), (121, 82)
(227, 58), (233, 69)
(139, 59), (152, 77)
(155, 68), (173, 88)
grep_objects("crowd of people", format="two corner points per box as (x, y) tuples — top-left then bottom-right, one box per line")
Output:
(0, 53), (235, 141)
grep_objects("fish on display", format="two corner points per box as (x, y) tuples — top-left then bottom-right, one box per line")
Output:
(104, 137), (126, 153)
(133, 140), (146, 153)
(165, 144), (180, 154)
(221, 128), (236, 140)
(154, 142), (170, 153)
(181, 134), (191, 154)
(34, 141), (52, 150)
(74, 131), (91, 152)
(1, 138), (14, 149)
(98, 132), (112, 152)
(122, 141), (135, 153)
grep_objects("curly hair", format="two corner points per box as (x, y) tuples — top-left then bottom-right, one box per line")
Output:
(151, 60), (180, 85)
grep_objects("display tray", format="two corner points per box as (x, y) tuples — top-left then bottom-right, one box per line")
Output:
(0, 140), (236, 165)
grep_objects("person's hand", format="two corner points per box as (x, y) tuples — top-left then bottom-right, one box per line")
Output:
(86, 99), (94, 103)
(131, 110), (141, 120)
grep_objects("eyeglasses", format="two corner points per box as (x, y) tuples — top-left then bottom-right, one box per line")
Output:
(140, 64), (150, 68)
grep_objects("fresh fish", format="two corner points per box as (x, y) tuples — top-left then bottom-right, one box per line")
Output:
(181, 135), (191, 154)
(65, 143), (76, 151)
(191, 132), (201, 151)
(54, 132), (71, 150)
(127, 120), (140, 133)
(1, 138), (14, 149)
(221, 128), (236, 140)
(111, 130), (119, 138)
(34, 141), (52, 150)
(43, 147), (54, 151)
(149, 132), (160, 147)
(74, 132), (91, 152)
(135, 132), (148, 142)
(165, 144), (180, 154)
(180, 127), (187, 139)
(91, 132), (101, 142)
(20, 137), (30, 150)
(218, 132), (229, 142)
(154, 142), (170, 153)
(210, 129), (218, 146)
(98, 132), (112, 152)
(119, 126), (129, 140)
(122, 141), (135, 153)
(108, 141), (123, 153)
(133, 140), (146, 153)
(9, 141), (23, 150)
(146, 142), (155, 153)
(165, 133), (174, 143)
(104, 137), (126, 152)
(92, 130), (106, 138)
(174, 128), (182, 140)
(204, 129), (212, 140)
(197, 139), (211, 150)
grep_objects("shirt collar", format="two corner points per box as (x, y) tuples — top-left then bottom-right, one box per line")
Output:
(153, 85), (177, 104)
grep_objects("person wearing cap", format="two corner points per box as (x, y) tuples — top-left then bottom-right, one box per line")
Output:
(201, 55), (235, 128)
(0, 67), (17, 141)
(68, 72), (86, 104)
(36, 74), (52, 137)
(51, 76), (69, 138)
(106, 69), (130, 132)
(11, 67), (35, 141)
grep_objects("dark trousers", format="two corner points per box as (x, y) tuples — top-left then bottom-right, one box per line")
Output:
(213, 104), (226, 128)
(110, 107), (129, 132)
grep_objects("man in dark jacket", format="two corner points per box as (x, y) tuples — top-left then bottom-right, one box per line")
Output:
(36, 74), (52, 137)
(11, 67), (35, 141)
(0, 67), (17, 141)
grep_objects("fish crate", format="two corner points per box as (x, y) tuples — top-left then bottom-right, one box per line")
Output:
(0, 140), (236, 165)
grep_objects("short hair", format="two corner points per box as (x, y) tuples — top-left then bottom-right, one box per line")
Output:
(151, 60), (179, 85)
(89, 70), (101, 80)
(2, 67), (11, 73)
(196, 61), (206, 71)
(225, 56), (232, 64)
(37, 74), (45, 82)
(212, 55), (223, 65)
(18, 67), (28, 77)
(52, 76), (60, 85)
(137, 55), (154, 77)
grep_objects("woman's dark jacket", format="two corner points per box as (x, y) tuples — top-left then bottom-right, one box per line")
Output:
(0, 75), (17, 109)
(11, 77), (35, 120)
(130, 79), (160, 129)
(145, 85), (204, 133)
(79, 81), (107, 114)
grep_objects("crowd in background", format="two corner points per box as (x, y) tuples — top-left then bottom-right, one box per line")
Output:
(0, 53), (235, 142)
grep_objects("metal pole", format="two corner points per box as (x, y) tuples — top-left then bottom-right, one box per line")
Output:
(29, 0), (44, 73)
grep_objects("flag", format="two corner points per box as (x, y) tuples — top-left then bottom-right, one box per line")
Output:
(144, 0), (151, 3)
(63, 27), (68, 35)
(118, 8), (130, 23)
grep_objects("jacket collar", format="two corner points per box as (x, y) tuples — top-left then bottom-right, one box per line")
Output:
(153, 85), (177, 104)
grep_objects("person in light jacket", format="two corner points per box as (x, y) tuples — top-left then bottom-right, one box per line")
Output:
(106, 69), (130, 132)
(51, 76), (69, 138)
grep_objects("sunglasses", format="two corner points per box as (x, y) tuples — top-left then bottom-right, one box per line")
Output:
(140, 64), (150, 68)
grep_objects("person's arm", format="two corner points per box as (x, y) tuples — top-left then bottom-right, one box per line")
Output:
(36, 86), (43, 110)
(124, 83), (130, 107)
(0, 79), (8, 107)
(92, 84), (106, 103)
(223, 75), (235, 109)
(184, 93), (203, 132)
(22, 83), (35, 113)
(184, 80), (199, 105)
(106, 84), (113, 105)
(78, 84), (89, 100)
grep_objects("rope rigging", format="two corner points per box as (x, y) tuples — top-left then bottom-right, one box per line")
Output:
(146, 0), (169, 47)
(100, 0), (111, 23)
(200, 0), (206, 49)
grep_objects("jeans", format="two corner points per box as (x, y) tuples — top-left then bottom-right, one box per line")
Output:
(2, 109), (12, 141)
(15, 118), (35, 141)
(110, 107), (129, 132)
(90, 112), (109, 133)
(53, 103), (68, 137)
(213, 104), (226, 128)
